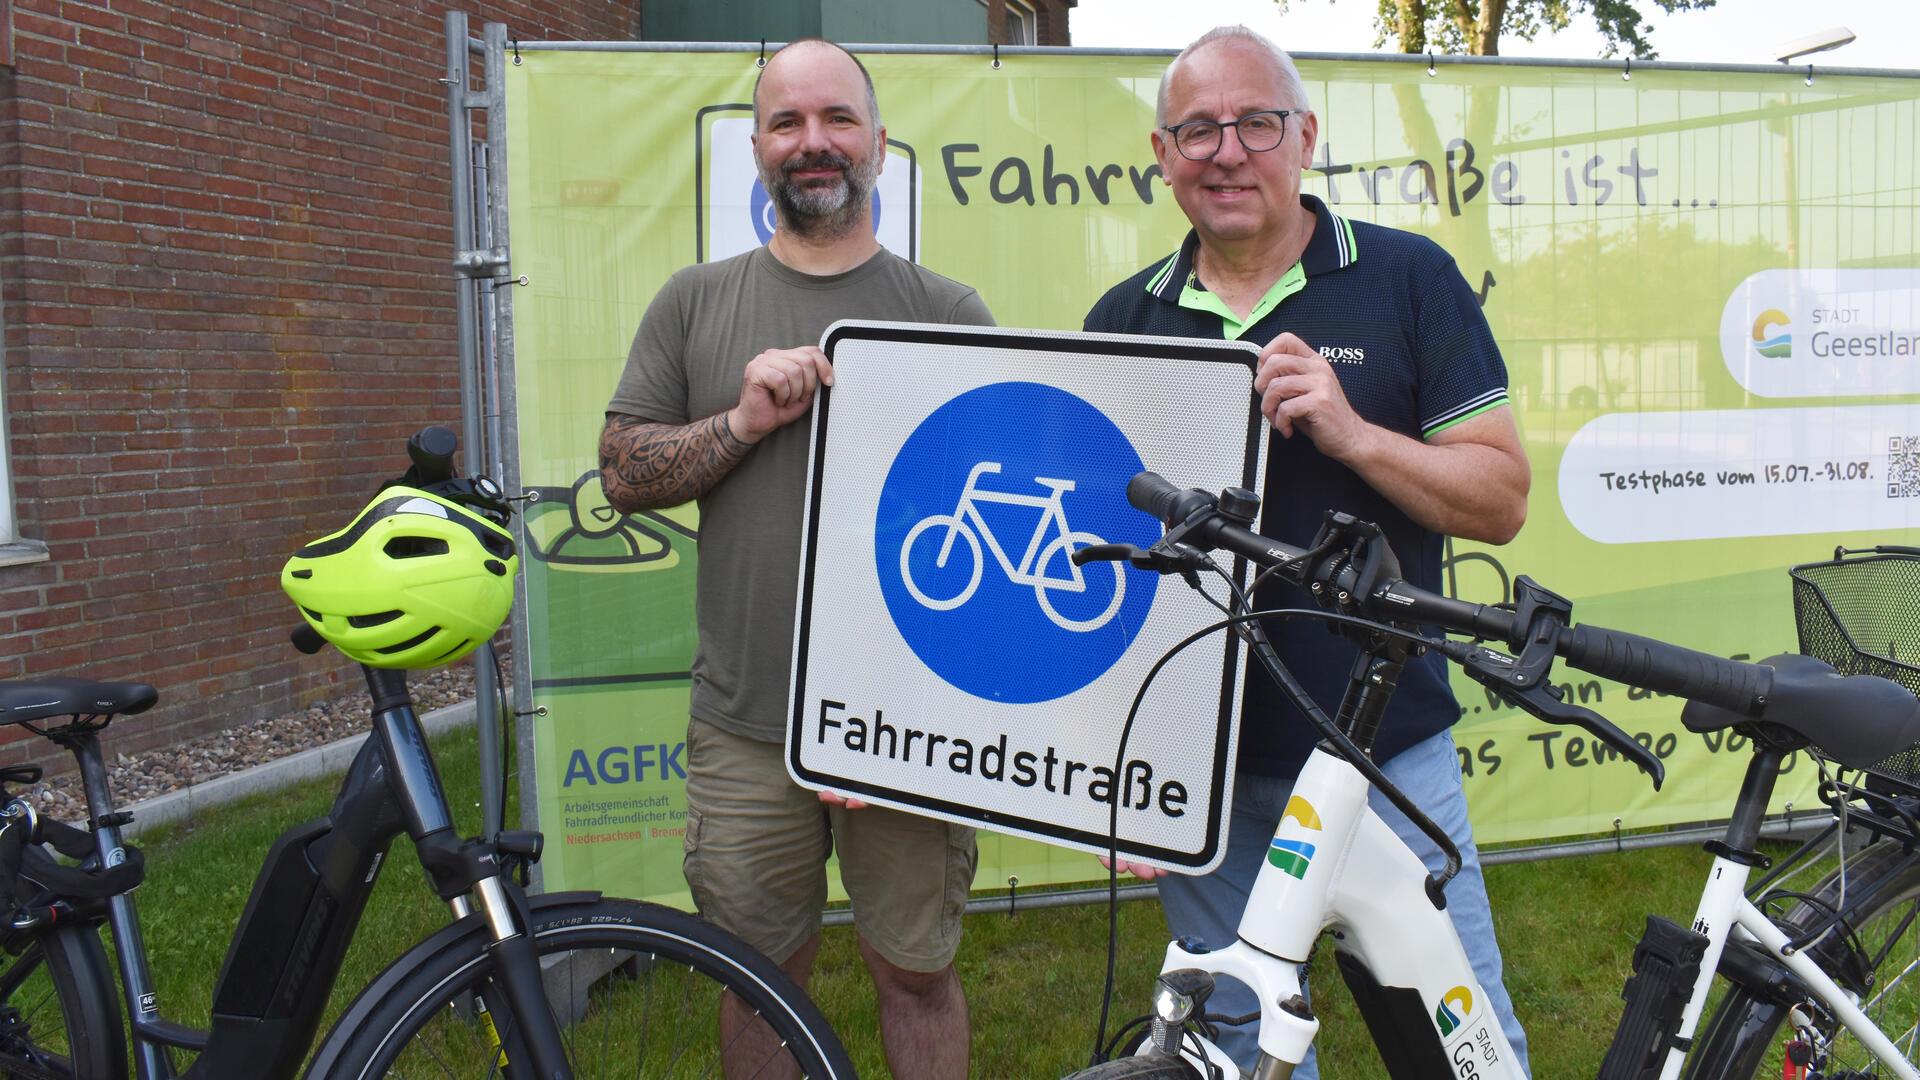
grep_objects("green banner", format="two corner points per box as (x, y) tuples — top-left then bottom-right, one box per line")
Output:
(504, 49), (1920, 902)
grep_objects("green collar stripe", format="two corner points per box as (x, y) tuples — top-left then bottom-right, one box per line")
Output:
(1145, 253), (1180, 296)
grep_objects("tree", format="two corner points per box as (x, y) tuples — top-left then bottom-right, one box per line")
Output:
(1280, 0), (1716, 57)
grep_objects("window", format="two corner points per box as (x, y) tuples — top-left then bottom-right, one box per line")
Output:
(979, 0), (1037, 46)
(0, 310), (46, 566)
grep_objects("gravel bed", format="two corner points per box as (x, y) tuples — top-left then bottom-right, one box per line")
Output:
(23, 661), (506, 821)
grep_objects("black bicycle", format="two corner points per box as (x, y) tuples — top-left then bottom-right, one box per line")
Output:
(0, 429), (855, 1079)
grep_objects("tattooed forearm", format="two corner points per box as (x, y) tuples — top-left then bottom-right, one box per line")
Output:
(599, 411), (753, 511)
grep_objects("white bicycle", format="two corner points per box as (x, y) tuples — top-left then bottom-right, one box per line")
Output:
(1065, 477), (1920, 1080)
(900, 460), (1126, 632)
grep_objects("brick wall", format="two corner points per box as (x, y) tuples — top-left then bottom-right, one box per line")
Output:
(985, 0), (1072, 46)
(0, 1), (641, 769)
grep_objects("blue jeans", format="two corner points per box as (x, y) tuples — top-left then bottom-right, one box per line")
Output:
(1156, 731), (1530, 1079)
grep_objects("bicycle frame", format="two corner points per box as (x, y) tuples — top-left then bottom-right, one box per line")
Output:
(1648, 748), (1920, 1080)
(943, 460), (1086, 590)
(1153, 744), (1523, 1078)
(1653, 858), (1920, 1079)
(69, 666), (562, 1080)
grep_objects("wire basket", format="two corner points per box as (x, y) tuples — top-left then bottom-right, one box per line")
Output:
(1791, 548), (1920, 793)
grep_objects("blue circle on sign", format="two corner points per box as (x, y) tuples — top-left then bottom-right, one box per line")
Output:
(750, 178), (882, 244)
(875, 382), (1159, 703)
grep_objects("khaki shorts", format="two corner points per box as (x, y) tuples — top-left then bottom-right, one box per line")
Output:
(681, 716), (978, 972)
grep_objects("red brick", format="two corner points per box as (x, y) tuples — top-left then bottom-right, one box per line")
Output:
(0, 0), (641, 773)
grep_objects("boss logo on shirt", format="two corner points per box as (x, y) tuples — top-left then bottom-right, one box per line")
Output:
(1319, 345), (1368, 365)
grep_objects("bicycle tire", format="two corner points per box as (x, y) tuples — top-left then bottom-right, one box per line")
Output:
(305, 894), (856, 1080)
(1684, 839), (1920, 1079)
(1060, 1052), (1202, 1079)
(0, 924), (126, 1080)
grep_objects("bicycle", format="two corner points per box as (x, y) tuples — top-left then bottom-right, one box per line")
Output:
(0, 428), (855, 1079)
(901, 459), (1127, 631)
(1060, 476), (1920, 1080)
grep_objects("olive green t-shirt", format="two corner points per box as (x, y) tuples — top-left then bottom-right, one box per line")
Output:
(608, 247), (995, 743)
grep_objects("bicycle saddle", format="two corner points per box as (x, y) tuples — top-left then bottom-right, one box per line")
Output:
(1681, 653), (1920, 769)
(0, 677), (158, 726)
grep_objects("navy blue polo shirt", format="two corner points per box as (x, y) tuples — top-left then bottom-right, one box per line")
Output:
(1084, 195), (1509, 778)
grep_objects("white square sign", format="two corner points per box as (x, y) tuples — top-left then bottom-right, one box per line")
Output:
(788, 321), (1267, 872)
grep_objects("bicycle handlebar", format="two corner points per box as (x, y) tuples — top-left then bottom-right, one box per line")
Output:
(405, 427), (459, 486)
(1127, 472), (1774, 719)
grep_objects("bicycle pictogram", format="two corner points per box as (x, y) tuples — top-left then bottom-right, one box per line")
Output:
(900, 461), (1126, 632)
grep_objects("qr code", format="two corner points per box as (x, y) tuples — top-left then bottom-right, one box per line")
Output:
(1889, 436), (1920, 498)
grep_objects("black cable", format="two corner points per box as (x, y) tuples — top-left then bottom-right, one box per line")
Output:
(493, 647), (511, 829)
(1089, 602), (1448, 1064)
(1246, 536), (1336, 597)
(1092, 564), (1248, 1064)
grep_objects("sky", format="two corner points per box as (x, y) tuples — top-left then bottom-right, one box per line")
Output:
(1071, 0), (1919, 70)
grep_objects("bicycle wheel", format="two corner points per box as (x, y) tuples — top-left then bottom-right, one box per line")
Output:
(307, 895), (855, 1079)
(1061, 1053), (1201, 1079)
(1685, 839), (1920, 1078)
(0, 925), (126, 1080)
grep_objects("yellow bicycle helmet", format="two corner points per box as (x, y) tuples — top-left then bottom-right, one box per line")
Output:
(282, 487), (518, 669)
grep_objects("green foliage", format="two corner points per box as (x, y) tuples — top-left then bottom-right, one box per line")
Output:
(1277, 0), (1716, 58)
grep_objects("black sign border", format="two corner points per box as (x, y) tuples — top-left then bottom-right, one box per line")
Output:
(789, 322), (1266, 870)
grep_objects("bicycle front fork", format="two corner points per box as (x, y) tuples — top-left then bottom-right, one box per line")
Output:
(367, 666), (571, 1079)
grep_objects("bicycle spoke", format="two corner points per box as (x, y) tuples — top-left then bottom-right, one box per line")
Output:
(414, 1002), (460, 1080)
(639, 948), (658, 1071)
(1866, 951), (1920, 1013)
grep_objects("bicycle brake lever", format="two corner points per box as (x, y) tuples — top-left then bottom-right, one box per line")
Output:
(1073, 543), (1209, 578)
(1444, 642), (1666, 790)
(1071, 543), (1136, 565)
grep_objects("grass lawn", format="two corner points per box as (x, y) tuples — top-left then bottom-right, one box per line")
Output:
(112, 726), (1803, 1077)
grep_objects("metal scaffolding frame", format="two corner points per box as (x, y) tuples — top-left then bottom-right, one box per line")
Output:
(443, 11), (514, 844)
(439, 16), (1907, 900)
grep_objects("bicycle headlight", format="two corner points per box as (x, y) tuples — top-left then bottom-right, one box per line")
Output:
(1152, 983), (1194, 1024)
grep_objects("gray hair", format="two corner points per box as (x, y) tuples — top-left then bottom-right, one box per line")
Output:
(752, 38), (882, 129)
(1155, 25), (1312, 126)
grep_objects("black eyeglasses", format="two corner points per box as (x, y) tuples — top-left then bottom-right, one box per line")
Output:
(1161, 110), (1298, 161)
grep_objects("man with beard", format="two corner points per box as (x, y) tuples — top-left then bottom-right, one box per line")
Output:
(599, 39), (990, 1079)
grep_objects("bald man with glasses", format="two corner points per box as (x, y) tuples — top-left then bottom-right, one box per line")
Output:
(1084, 25), (1533, 1080)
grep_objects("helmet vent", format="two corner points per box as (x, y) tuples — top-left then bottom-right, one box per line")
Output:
(480, 532), (514, 559)
(376, 627), (440, 656)
(431, 640), (472, 664)
(348, 610), (403, 629)
(301, 607), (323, 621)
(384, 536), (450, 560)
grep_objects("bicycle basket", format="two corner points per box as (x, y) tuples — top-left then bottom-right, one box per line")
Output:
(1791, 549), (1920, 792)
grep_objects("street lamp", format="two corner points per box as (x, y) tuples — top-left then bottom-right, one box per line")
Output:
(1774, 26), (1855, 64)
